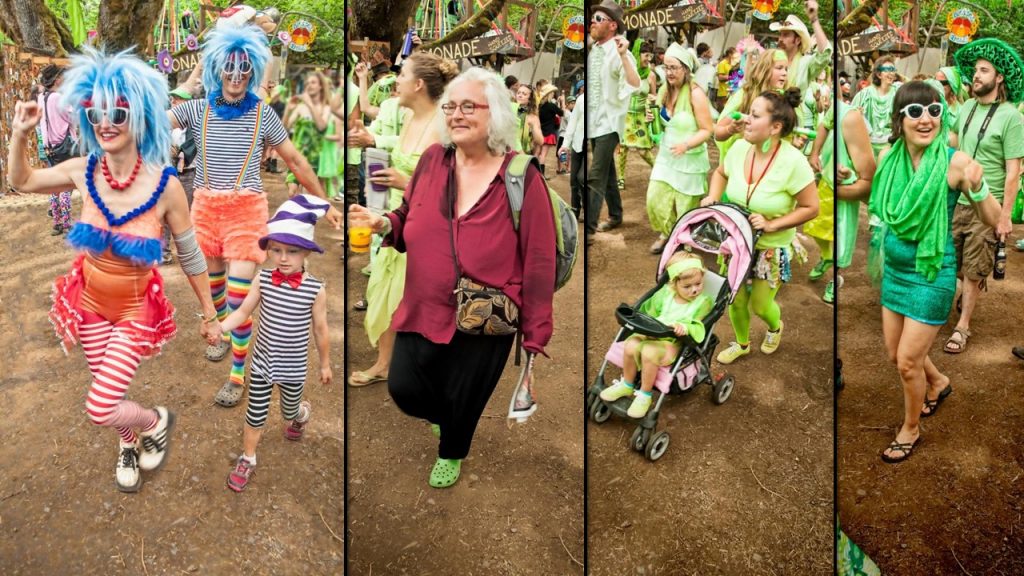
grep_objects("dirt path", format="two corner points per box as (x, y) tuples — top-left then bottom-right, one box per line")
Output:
(0, 174), (344, 574)
(345, 156), (585, 574)
(838, 206), (1024, 575)
(586, 150), (834, 575)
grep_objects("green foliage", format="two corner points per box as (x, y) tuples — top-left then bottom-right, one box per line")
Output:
(882, 0), (1024, 66)
(45, 0), (100, 33)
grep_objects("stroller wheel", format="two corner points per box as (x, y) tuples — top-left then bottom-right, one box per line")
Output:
(645, 431), (670, 461)
(589, 399), (611, 424)
(586, 391), (598, 413)
(630, 426), (651, 452)
(712, 375), (735, 405)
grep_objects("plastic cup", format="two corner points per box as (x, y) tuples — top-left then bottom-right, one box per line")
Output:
(349, 225), (372, 253)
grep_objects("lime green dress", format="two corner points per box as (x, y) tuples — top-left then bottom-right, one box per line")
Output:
(285, 116), (324, 185)
(318, 120), (341, 199)
(364, 146), (420, 346)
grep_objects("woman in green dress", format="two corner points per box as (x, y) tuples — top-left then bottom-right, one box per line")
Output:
(346, 52), (460, 387)
(616, 41), (657, 191)
(284, 71), (333, 197)
(868, 81), (999, 462)
(851, 56), (897, 159)
(645, 43), (712, 254)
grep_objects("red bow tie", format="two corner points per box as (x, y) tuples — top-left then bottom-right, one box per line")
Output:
(271, 269), (303, 289)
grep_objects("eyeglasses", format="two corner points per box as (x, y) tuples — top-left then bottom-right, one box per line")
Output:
(85, 107), (130, 126)
(664, 65), (685, 72)
(938, 79), (950, 86)
(591, 13), (609, 24)
(441, 102), (490, 116)
(878, 66), (897, 72)
(899, 102), (944, 120)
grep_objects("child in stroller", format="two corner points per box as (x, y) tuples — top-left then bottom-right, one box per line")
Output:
(599, 252), (713, 418)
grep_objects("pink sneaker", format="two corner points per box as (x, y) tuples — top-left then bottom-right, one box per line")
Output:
(284, 401), (311, 441)
(227, 457), (255, 492)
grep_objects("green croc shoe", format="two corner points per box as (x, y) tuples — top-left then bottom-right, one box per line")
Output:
(430, 423), (441, 438)
(429, 458), (462, 488)
(822, 279), (835, 304)
(809, 259), (833, 281)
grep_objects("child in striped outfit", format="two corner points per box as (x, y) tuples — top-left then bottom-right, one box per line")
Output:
(219, 194), (333, 492)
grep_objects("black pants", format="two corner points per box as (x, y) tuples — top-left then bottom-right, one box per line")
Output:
(389, 331), (514, 459)
(587, 132), (623, 235)
(570, 146), (585, 218)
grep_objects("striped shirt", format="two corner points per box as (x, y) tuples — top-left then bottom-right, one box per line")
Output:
(171, 100), (289, 192)
(250, 268), (324, 383)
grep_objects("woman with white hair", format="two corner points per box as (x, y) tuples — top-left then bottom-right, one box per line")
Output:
(348, 67), (557, 488)
(645, 43), (713, 254)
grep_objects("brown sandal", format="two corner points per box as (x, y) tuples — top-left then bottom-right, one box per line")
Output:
(943, 328), (970, 354)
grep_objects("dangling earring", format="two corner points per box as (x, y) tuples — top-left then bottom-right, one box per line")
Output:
(761, 139), (772, 154)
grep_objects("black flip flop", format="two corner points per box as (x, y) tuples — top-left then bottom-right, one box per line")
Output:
(881, 436), (920, 463)
(921, 385), (952, 418)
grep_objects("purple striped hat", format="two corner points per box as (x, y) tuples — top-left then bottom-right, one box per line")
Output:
(259, 194), (331, 253)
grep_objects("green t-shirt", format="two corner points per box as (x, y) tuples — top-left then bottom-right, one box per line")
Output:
(723, 139), (815, 249)
(345, 81), (361, 165)
(955, 99), (1024, 205)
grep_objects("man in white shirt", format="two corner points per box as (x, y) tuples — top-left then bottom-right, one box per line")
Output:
(586, 0), (640, 245)
(559, 89), (585, 221)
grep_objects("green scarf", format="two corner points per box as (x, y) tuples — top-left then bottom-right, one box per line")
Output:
(868, 126), (950, 282)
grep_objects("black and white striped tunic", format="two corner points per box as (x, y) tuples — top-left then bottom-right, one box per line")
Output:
(250, 268), (324, 384)
(171, 100), (289, 192)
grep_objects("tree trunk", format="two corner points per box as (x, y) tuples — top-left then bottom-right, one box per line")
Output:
(424, 0), (508, 48)
(349, 0), (421, 56)
(0, 0), (75, 56)
(97, 0), (164, 54)
(838, 0), (884, 37)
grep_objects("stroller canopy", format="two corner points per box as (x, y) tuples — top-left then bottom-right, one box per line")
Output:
(657, 203), (757, 297)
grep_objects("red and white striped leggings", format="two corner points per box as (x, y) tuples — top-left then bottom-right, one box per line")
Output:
(79, 311), (158, 444)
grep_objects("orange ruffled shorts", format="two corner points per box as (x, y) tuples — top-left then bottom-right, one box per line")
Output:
(191, 187), (269, 263)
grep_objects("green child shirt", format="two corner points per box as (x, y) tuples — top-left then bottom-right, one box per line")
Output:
(955, 99), (1024, 205)
(723, 139), (816, 249)
(637, 290), (713, 344)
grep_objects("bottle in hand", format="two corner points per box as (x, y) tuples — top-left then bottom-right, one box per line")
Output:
(994, 240), (1007, 280)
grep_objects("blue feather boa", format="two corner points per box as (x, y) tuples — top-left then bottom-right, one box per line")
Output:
(67, 222), (163, 267)
(208, 90), (260, 120)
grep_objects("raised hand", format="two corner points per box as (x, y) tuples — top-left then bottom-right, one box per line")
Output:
(12, 101), (42, 135)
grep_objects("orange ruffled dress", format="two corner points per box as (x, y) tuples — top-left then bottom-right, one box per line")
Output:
(49, 156), (178, 357)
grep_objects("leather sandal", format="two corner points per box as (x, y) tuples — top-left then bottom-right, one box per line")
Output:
(881, 436), (920, 463)
(921, 385), (952, 417)
(943, 328), (970, 354)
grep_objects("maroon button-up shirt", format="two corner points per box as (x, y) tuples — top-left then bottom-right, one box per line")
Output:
(384, 144), (556, 355)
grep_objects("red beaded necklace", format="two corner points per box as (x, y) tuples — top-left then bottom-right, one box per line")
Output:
(100, 154), (142, 190)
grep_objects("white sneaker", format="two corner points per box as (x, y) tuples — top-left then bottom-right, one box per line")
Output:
(716, 342), (751, 364)
(599, 379), (635, 402)
(761, 321), (784, 355)
(115, 442), (141, 493)
(139, 407), (175, 471)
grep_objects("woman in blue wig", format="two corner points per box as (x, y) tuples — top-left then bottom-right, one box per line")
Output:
(169, 23), (341, 408)
(6, 48), (222, 493)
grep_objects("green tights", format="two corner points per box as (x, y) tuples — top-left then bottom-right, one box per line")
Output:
(728, 279), (782, 346)
(814, 237), (834, 261)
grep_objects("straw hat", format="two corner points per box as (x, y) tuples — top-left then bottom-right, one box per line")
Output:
(769, 15), (812, 54)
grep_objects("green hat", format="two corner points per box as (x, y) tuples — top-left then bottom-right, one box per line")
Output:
(169, 87), (192, 100)
(954, 38), (1024, 103)
(938, 66), (968, 101)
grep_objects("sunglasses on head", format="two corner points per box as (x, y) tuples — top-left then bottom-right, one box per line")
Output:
(900, 102), (944, 120)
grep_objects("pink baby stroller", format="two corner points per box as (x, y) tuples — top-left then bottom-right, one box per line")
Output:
(586, 203), (760, 461)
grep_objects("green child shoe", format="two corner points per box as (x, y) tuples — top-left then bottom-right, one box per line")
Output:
(429, 458), (462, 488)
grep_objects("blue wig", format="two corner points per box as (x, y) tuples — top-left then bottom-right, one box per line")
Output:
(60, 47), (172, 169)
(202, 24), (270, 97)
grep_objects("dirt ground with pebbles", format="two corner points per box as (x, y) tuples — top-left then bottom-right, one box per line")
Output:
(0, 173), (344, 575)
